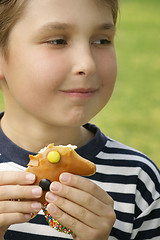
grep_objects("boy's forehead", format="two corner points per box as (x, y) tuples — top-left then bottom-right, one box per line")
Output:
(23, 0), (112, 18)
(21, 0), (113, 28)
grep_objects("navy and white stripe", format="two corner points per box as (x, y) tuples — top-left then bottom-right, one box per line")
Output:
(0, 120), (159, 240)
(92, 138), (160, 240)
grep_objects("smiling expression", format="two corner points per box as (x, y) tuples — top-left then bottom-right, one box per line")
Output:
(1, 0), (117, 127)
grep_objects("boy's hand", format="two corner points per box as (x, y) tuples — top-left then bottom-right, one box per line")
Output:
(0, 171), (42, 237)
(46, 173), (116, 240)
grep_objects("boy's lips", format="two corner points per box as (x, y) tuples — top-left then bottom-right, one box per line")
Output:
(59, 88), (98, 98)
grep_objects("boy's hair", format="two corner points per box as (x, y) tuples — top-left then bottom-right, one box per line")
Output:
(102, 0), (119, 25)
(0, 0), (28, 57)
(0, 0), (118, 57)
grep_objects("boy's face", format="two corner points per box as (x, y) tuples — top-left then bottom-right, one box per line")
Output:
(0, 0), (117, 127)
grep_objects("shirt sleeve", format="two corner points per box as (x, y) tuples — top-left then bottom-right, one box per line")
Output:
(131, 164), (160, 239)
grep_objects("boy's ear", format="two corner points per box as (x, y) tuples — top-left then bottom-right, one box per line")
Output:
(0, 54), (5, 81)
(0, 69), (4, 80)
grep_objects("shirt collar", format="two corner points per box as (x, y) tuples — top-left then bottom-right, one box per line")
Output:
(0, 112), (107, 166)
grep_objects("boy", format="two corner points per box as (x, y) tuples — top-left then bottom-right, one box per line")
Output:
(0, 0), (159, 239)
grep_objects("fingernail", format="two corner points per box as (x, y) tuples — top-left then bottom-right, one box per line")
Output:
(60, 173), (70, 183)
(31, 202), (42, 211)
(46, 192), (57, 201)
(25, 173), (35, 181)
(51, 182), (61, 191)
(32, 187), (42, 197)
(48, 204), (56, 213)
(24, 213), (31, 220)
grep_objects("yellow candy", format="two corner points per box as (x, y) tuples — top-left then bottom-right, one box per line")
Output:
(47, 151), (61, 163)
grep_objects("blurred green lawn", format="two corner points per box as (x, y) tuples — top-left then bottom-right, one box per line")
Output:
(0, 0), (160, 168)
(92, 0), (160, 168)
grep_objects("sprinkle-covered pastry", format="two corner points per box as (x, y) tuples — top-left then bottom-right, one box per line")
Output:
(26, 143), (96, 204)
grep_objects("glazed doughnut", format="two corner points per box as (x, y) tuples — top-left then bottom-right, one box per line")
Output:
(25, 143), (96, 234)
(26, 143), (96, 204)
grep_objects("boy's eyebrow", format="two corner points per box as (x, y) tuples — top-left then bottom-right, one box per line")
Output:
(97, 23), (115, 31)
(37, 22), (74, 34)
(36, 22), (115, 35)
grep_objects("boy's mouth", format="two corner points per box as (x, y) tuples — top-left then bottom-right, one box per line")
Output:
(59, 88), (98, 98)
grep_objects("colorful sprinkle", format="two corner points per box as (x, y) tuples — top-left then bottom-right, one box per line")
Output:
(42, 203), (72, 234)
(47, 151), (61, 163)
(31, 212), (37, 219)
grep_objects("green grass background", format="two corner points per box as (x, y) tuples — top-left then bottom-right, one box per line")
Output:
(92, 0), (160, 168)
(0, 0), (160, 168)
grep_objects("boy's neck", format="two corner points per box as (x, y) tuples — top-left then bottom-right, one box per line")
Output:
(0, 113), (94, 153)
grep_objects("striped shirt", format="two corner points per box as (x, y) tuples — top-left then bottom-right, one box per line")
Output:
(0, 119), (159, 239)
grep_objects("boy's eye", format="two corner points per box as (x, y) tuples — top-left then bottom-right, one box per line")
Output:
(93, 39), (111, 45)
(47, 39), (67, 45)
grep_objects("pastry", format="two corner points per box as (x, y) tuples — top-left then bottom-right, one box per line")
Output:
(25, 143), (96, 234)
(26, 143), (96, 204)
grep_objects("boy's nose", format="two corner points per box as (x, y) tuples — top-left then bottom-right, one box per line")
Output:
(72, 45), (96, 77)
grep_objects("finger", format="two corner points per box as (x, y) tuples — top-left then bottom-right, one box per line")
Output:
(0, 213), (31, 227)
(46, 192), (102, 229)
(59, 173), (114, 206)
(48, 181), (110, 216)
(47, 203), (92, 239)
(0, 201), (42, 214)
(0, 185), (42, 200)
(0, 171), (36, 185)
